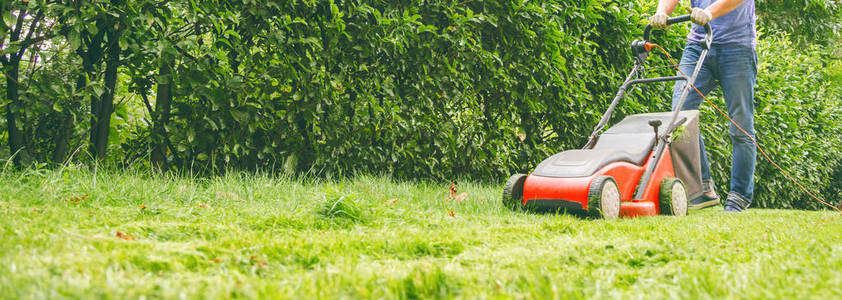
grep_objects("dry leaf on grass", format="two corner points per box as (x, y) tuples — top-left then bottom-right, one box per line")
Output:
(249, 256), (267, 268)
(448, 209), (455, 217)
(449, 182), (458, 199)
(115, 230), (134, 240)
(387, 198), (399, 204)
(198, 203), (210, 208)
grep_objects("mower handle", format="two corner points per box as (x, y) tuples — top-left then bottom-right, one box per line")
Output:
(642, 14), (712, 47)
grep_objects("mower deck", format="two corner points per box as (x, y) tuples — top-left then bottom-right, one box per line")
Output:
(504, 111), (701, 219)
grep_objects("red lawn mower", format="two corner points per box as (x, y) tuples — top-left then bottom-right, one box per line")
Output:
(502, 15), (712, 219)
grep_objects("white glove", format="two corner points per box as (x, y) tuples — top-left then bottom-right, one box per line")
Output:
(690, 7), (713, 25)
(649, 12), (670, 29)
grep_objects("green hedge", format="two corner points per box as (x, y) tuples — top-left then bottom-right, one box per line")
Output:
(164, 0), (662, 178)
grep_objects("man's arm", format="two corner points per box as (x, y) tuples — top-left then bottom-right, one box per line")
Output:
(704, 0), (745, 19)
(651, 0), (680, 29)
(658, 0), (745, 18)
(656, 0), (680, 15)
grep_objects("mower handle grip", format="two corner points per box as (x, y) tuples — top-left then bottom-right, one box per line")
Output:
(643, 14), (712, 46)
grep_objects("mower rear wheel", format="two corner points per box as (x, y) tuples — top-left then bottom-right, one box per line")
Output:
(587, 176), (621, 219)
(659, 178), (688, 216)
(502, 174), (528, 211)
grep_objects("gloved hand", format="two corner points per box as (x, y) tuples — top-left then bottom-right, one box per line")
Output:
(690, 7), (712, 25)
(649, 12), (670, 30)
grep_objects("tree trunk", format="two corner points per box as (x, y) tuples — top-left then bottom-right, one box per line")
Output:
(2, 7), (29, 167)
(150, 58), (172, 170)
(51, 113), (74, 164)
(78, 19), (105, 160)
(89, 27), (121, 160)
(4, 60), (26, 166)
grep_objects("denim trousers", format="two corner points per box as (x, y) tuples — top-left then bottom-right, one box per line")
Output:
(671, 42), (758, 205)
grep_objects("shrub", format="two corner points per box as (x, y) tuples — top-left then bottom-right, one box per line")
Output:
(757, 0), (842, 45)
(162, 0), (659, 180)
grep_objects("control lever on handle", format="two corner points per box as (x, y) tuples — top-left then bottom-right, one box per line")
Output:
(649, 119), (662, 140)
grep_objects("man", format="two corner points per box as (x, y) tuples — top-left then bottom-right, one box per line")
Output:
(649, 0), (758, 212)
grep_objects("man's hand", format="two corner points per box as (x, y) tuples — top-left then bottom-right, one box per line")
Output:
(689, 7), (713, 25)
(649, 12), (670, 29)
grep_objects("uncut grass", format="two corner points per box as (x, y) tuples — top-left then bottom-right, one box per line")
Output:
(1, 166), (841, 299)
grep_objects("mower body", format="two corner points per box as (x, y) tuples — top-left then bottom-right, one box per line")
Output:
(514, 111), (703, 218)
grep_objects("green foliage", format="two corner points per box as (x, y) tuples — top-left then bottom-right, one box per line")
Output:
(757, 0), (842, 45)
(827, 57), (842, 83)
(150, 0), (661, 180)
(12, 49), (88, 163)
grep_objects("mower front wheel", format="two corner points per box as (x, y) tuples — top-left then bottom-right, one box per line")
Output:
(502, 174), (528, 211)
(588, 176), (621, 219)
(659, 178), (688, 216)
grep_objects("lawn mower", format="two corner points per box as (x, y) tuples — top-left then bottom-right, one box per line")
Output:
(502, 15), (712, 219)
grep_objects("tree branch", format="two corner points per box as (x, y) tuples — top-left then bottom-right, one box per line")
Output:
(139, 88), (155, 118)
(16, 10), (45, 59)
(10, 7), (27, 43)
(23, 53), (43, 93)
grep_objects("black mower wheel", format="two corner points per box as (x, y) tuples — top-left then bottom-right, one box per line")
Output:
(659, 177), (688, 216)
(502, 174), (528, 211)
(587, 176), (621, 219)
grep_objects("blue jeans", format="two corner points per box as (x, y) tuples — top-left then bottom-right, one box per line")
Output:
(671, 43), (758, 205)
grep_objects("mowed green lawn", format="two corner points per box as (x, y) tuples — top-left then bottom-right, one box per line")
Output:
(1, 167), (841, 299)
